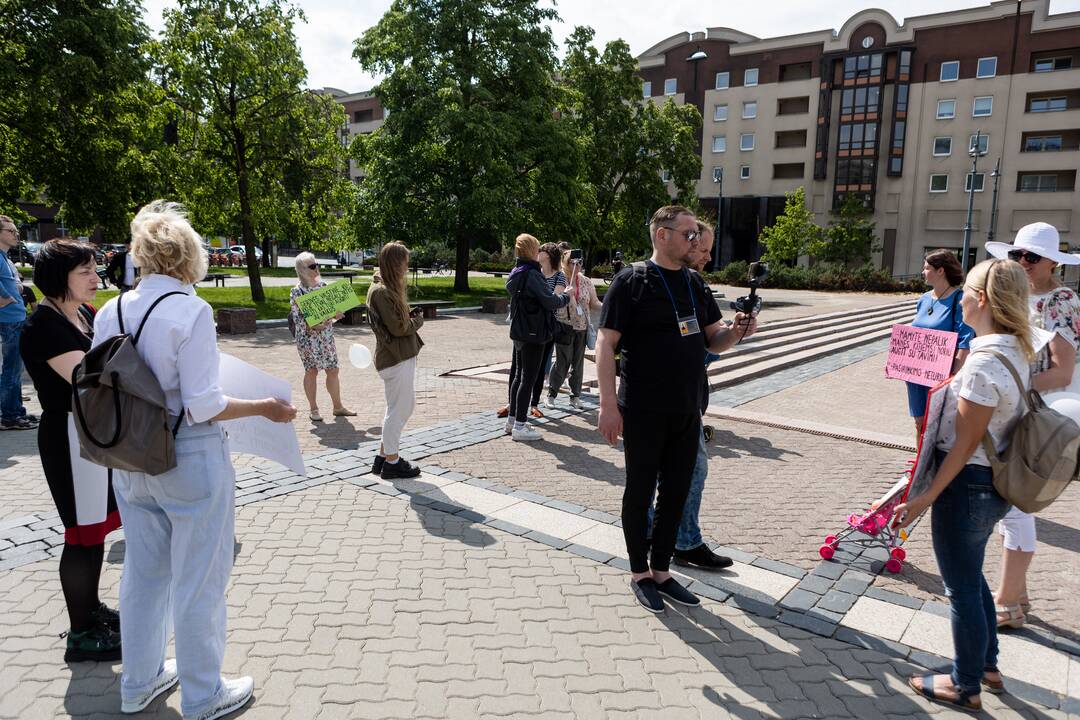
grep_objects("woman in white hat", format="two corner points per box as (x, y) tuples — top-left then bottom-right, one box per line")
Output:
(984, 221), (1080, 630)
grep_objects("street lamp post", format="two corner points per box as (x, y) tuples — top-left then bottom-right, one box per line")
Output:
(987, 158), (1002, 244)
(712, 168), (723, 271)
(961, 129), (985, 272)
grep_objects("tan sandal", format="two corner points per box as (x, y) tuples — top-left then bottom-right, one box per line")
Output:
(1019, 594), (1032, 613)
(995, 603), (1025, 629)
(310, 410), (323, 423)
(332, 407), (356, 417)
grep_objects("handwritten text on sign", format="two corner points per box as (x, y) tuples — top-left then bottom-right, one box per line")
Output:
(884, 325), (958, 387)
(295, 279), (361, 327)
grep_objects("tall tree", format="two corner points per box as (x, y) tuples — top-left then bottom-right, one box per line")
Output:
(353, 0), (575, 291)
(0, 0), (167, 239)
(759, 186), (822, 265)
(558, 27), (701, 265)
(818, 193), (878, 265)
(159, 0), (348, 301)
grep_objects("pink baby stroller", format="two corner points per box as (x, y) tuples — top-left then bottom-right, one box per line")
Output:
(818, 473), (911, 573)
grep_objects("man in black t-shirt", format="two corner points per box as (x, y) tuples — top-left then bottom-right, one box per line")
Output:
(596, 205), (757, 613)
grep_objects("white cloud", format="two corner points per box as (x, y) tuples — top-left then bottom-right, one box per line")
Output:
(141, 0), (1080, 92)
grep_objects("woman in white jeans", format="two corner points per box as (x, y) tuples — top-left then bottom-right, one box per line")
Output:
(366, 241), (424, 480)
(94, 201), (296, 720)
(985, 222), (1080, 629)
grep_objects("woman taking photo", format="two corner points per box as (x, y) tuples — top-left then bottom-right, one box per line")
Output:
(505, 234), (569, 441)
(290, 252), (355, 423)
(984, 222), (1080, 629)
(907, 250), (974, 439)
(367, 242), (424, 480)
(20, 240), (121, 662)
(95, 201), (296, 719)
(546, 248), (602, 409)
(894, 259), (1032, 712)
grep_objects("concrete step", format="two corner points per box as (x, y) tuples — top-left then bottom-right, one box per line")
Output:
(719, 307), (914, 361)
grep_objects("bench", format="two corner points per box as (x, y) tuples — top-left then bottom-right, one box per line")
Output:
(411, 300), (455, 319)
(340, 305), (367, 326)
(202, 273), (228, 288)
(321, 270), (359, 284)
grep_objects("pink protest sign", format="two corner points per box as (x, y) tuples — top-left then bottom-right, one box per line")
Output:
(884, 325), (958, 387)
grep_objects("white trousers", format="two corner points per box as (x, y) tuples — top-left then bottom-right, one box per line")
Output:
(378, 356), (417, 456)
(998, 506), (1037, 552)
(113, 422), (236, 717)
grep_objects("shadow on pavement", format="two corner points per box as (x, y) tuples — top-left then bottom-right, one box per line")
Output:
(382, 475), (496, 549)
(1034, 516), (1080, 553)
(63, 662), (182, 718)
(707, 428), (803, 461)
(308, 417), (369, 450)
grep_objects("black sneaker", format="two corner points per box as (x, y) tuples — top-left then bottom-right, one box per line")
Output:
(631, 578), (665, 613)
(381, 458), (421, 480)
(63, 624), (122, 662)
(656, 578), (700, 607)
(93, 603), (120, 633)
(673, 544), (734, 570)
(0, 417), (36, 431)
(371, 455), (385, 475)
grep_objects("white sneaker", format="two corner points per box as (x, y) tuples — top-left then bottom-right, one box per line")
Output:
(121, 659), (179, 713)
(569, 396), (583, 409)
(185, 677), (254, 720)
(512, 425), (542, 442)
(504, 418), (514, 435)
(542, 395), (557, 409)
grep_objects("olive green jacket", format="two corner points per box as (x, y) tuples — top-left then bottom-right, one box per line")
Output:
(367, 284), (424, 371)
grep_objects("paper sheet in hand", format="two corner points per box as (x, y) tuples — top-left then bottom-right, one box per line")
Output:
(218, 353), (305, 476)
(295, 279), (361, 327)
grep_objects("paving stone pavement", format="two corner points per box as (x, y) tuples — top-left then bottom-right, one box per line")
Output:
(0, 479), (1064, 720)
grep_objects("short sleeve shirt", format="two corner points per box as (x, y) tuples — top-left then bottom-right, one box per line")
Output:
(20, 304), (94, 413)
(1030, 287), (1080, 374)
(600, 262), (722, 415)
(935, 334), (1028, 465)
(0, 251), (26, 323)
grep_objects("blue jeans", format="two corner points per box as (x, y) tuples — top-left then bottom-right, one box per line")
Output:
(647, 426), (708, 551)
(930, 455), (1010, 697)
(0, 320), (26, 422)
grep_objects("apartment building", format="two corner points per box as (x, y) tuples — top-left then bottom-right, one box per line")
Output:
(637, 0), (1080, 274)
(320, 87), (387, 183)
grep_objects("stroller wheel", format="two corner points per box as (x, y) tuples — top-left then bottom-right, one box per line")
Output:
(818, 545), (835, 560)
(891, 547), (906, 562)
(885, 558), (903, 573)
(703, 425), (714, 443)
(824, 535), (837, 546)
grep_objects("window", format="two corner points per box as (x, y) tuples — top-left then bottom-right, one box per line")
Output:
(840, 86), (880, 115)
(742, 101), (757, 119)
(715, 72), (730, 90)
(843, 53), (883, 81)
(973, 96), (993, 117)
(1020, 174), (1059, 192)
(713, 104), (728, 122)
(712, 166), (724, 182)
(968, 134), (989, 155)
(353, 109), (374, 123)
(1025, 135), (1063, 152)
(977, 57), (997, 78)
(740, 133), (755, 151)
(933, 137), (953, 156)
(1034, 57), (1072, 73)
(895, 84), (910, 113)
(1030, 97), (1067, 113)
(835, 157), (877, 187)
(936, 99), (956, 119)
(664, 78), (677, 95)
(838, 122), (877, 151)
(965, 172), (986, 192)
(642, 81), (652, 98)
(929, 174), (949, 192)
(711, 136), (727, 153)
(940, 61), (959, 82)
(739, 165), (751, 180)
(744, 68), (759, 87)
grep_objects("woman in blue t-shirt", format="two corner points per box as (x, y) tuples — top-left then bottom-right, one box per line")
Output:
(907, 250), (975, 438)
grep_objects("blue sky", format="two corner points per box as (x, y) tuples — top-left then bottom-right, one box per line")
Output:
(140, 0), (1080, 93)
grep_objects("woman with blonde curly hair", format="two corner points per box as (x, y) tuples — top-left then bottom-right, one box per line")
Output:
(94, 200), (296, 719)
(895, 259), (1033, 713)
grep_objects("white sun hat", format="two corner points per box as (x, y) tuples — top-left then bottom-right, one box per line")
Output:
(985, 222), (1080, 265)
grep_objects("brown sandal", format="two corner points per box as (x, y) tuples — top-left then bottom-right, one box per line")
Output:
(908, 674), (981, 713)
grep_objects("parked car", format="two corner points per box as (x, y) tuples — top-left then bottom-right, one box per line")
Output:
(229, 244), (263, 261)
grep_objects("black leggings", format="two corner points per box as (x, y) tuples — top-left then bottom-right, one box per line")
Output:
(60, 543), (105, 631)
(507, 340), (554, 408)
(620, 407), (701, 573)
(508, 342), (547, 422)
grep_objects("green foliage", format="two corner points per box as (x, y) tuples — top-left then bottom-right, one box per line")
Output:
(351, 0), (575, 291)
(819, 194), (879, 265)
(706, 261), (922, 293)
(758, 187), (821, 265)
(557, 27), (701, 265)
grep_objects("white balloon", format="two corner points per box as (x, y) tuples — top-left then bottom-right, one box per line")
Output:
(1046, 392), (1080, 424)
(348, 343), (372, 369)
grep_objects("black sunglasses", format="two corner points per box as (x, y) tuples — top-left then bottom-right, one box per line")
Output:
(1007, 249), (1043, 264)
(306, 263), (319, 271)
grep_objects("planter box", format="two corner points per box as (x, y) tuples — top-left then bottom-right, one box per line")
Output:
(481, 297), (508, 314)
(216, 307), (257, 334)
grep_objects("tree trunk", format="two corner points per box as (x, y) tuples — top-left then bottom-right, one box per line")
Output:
(453, 227), (470, 292)
(234, 131), (264, 302)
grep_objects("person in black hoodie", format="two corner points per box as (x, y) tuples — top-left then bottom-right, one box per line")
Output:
(505, 233), (569, 442)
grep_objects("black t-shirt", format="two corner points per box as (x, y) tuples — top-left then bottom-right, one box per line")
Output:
(600, 262), (722, 415)
(20, 304), (94, 414)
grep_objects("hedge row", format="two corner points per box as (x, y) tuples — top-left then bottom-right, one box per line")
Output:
(704, 261), (923, 293)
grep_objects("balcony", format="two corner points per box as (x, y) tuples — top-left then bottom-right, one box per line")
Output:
(779, 62), (813, 82)
(1020, 130), (1080, 152)
(775, 129), (808, 149)
(773, 163), (805, 179)
(777, 96), (810, 115)
(1026, 89), (1080, 113)
(1016, 170), (1076, 193)
(1030, 50), (1079, 74)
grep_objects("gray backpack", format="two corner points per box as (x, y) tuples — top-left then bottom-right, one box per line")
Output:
(71, 292), (187, 475)
(978, 350), (1080, 513)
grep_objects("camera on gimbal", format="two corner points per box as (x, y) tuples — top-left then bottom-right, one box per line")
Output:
(730, 261), (768, 316)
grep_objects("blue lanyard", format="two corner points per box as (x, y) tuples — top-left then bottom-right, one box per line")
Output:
(647, 261), (696, 319)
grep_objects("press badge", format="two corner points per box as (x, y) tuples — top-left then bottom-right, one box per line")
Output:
(677, 313), (701, 336)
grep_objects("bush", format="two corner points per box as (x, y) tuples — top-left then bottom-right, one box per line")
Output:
(590, 264), (613, 278)
(704, 261), (923, 293)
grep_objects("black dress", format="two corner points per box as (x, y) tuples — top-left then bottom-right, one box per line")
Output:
(20, 304), (119, 546)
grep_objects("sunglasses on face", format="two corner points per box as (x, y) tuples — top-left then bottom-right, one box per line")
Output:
(661, 226), (700, 243)
(306, 263), (319, 271)
(1007, 249), (1043, 264)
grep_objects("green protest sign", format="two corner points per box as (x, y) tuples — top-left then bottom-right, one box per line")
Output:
(295, 279), (361, 327)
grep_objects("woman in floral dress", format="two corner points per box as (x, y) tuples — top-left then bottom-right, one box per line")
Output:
(290, 252), (355, 422)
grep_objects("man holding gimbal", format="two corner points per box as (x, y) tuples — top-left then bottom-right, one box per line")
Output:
(596, 206), (757, 613)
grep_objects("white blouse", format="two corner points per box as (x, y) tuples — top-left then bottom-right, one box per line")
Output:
(935, 333), (1029, 466)
(92, 274), (229, 424)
